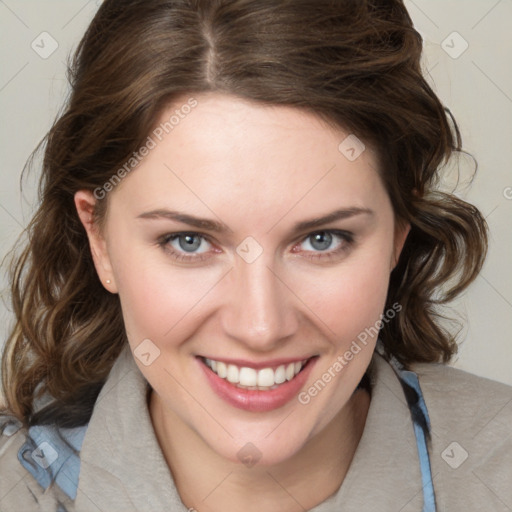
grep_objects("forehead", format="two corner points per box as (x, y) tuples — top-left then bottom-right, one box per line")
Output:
(109, 93), (387, 229)
(154, 92), (372, 167)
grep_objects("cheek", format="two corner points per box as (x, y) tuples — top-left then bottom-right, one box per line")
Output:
(109, 238), (221, 346)
(293, 241), (393, 343)
(337, 265), (390, 340)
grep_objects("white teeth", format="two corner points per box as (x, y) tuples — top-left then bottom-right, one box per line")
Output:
(204, 357), (307, 390)
(257, 368), (275, 387)
(274, 365), (286, 384)
(226, 364), (239, 383)
(239, 367), (258, 386)
(216, 361), (227, 378)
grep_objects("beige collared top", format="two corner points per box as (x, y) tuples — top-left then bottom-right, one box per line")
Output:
(1, 344), (511, 511)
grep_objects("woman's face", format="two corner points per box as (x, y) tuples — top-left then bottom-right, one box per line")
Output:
(77, 92), (408, 466)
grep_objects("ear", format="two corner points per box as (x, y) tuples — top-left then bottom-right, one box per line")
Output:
(74, 190), (118, 293)
(391, 219), (411, 271)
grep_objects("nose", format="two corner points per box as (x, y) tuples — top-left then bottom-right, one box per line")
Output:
(220, 257), (299, 351)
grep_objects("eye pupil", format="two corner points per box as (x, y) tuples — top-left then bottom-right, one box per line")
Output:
(310, 231), (332, 251)
(179, 234), (201, 252)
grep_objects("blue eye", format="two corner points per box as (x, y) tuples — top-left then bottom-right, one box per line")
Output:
(158, 232), (213, 261)
(173, 233), (208, 253)
(305, 232), (334, 251)
(157, 229), (354, 264)
(300, 231), (351, 253)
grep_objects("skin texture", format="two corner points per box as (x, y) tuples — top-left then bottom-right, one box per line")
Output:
(75, 92), (409, 511)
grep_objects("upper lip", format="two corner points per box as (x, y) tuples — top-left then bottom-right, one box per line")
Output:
(198, 355), (316, 370)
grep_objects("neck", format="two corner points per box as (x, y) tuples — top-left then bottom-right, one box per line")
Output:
(150, 388), (370, 512)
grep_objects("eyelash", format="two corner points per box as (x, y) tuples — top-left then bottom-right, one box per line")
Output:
(157, 230), (355, 263)
(293, 230), (355, 261)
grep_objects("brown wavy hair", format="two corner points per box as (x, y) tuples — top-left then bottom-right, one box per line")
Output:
(1, 0), (487, 429)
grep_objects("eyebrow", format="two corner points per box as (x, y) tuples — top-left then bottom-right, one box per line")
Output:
(293, 207), (374, 232)
(136, 207), (374, 234)
(137, 210), (229, 232)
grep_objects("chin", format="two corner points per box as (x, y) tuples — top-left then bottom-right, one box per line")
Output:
(213, 430), (312, 468)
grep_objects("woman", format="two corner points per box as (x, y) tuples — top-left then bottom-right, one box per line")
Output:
(1, 1), (511, 511)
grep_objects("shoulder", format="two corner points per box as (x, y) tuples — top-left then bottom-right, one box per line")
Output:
(0, 415), (72, 511)
(0, 416), (42, 510)
(411, 361), (512, 440)
(411, 361), (512, 428)
(410, 362), (512, 509)
(411, 359), (511, 394)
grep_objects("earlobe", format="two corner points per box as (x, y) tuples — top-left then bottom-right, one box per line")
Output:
(74, 190), (118, 293)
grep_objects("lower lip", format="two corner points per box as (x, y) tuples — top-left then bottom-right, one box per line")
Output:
(198, 357), (317, 412)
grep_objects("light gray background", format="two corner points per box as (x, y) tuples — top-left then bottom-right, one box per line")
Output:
(1, 1), (511, 389)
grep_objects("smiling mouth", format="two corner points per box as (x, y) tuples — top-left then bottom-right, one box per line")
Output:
(200, 356), (314, 391)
